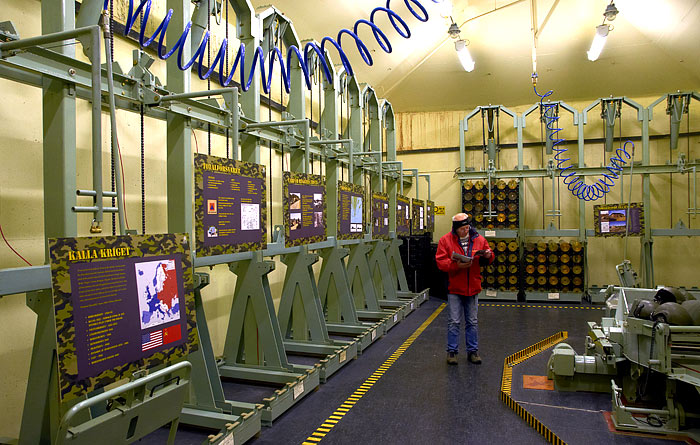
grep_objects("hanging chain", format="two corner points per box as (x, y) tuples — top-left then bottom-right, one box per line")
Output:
(140, 105), (146, 235)
(109, 0), (116, 235)
(207, 0), (212, 155)
(225, 0), (230, 158)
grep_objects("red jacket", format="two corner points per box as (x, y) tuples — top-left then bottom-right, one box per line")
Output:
(435, 228), (494, 297)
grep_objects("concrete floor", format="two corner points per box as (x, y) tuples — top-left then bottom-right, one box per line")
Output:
(140, 298), (687, 445)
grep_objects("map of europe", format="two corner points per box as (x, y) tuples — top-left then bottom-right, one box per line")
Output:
(351, 196), (363, 224)
(135, 259), (181, 329)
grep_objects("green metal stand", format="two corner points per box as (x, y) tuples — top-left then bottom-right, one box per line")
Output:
(19, 291), (66, 444)
(346, 242), (396, 332)
(17, 1), (79, 440)
(277, 249), (358, 382)
(317, 245), (380, 353)
(218, 256), (320, 425)
(19, 290), (195, 445)
(367, 240), (415, 317)
(55, 362), (192, 445)
(181, 273), (261, 444)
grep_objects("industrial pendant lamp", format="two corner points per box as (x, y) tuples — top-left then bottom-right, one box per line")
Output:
(454, 39), (475, 72)
(448, 22), (474, 72)
(587, 1), (618, 61)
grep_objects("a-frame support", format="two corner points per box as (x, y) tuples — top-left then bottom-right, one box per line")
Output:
(277, 249), (357, 381)
(346, 242), (398, 331)
(317, 245), (380, 352)
(367, 240), (415, 316)
(218, 255), (320, 425)
(181, 273), (261, 438)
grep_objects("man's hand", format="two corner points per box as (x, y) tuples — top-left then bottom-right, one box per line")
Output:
(457, 258), (472, 268)
(483, 250), (493, 259)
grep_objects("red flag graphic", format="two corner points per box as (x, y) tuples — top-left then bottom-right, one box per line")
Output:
(163, 324), (182, 345)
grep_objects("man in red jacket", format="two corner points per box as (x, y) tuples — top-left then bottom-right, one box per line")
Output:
(435, 213), (493, 365)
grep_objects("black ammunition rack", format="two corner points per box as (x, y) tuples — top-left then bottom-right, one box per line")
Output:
(522, 241), (585, 293)
(462, 179), (519, 230)
(481, 239), (520, 292)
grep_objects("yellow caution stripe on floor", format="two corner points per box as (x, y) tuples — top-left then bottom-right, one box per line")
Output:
(302, 303), (446, 444)
(500, 331), (568, 445)
(481, 303), (604, 310)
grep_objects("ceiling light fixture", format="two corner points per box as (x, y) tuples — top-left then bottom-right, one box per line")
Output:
(587, 1), (618, 62)
(587, 24), (609, 61)
(448, 21), (474, 72)
(603, 2), (619, 21)
(454, 39), (475, 72)
(447, 22), (461, 39)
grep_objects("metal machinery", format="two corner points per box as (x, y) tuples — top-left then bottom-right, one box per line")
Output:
(457, 92), (700, 303)
(547, 286), (700, 440)
(0, 0), (433, 443)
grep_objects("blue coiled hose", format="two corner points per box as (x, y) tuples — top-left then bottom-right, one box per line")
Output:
(102, 0), (440, 94)
(534, 86), (634, 201)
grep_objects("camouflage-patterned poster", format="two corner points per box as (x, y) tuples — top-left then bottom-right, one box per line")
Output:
(593, 202), (644, 237)
(412, 198), (425, 235)
(396, 194), (411, 236)
(337, 181), (365, 240)
(371, 191), (390, 240)
(48, 233), (198, 402)
(283, 171), (327, 247)
(195, 154), (267, 256)
(426, 200), (436, 233)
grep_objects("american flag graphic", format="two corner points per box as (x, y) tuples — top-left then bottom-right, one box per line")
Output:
(141, 330), (163, 351)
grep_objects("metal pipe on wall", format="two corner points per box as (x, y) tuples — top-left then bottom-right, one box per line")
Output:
(5, 25), (111, 227)
(103, 12), (126, 234)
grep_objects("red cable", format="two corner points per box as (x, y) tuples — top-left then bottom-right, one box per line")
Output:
(0, 223), (32, 266)
(674, 362), (700, 374)
(117, 142), (130, 230)
(193, 131), (200, 154)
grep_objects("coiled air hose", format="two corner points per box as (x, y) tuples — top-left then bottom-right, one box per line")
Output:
(102, 0), (441, 94)
(535, 86), (635, 201)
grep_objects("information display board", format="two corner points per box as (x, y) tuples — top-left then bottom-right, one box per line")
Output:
(593, 203), (644, 237)
(412, 198), (425, 235)
(371, 191), (390, 239)
(337, 181), (365, 240)
(283, 172), (327, 247)
(48, 233), (197, 402)
(426, 200), (436, 233)
(195, 154), (267, 256)
(396, 194), (411, 236)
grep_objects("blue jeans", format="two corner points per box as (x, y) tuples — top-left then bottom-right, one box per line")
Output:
(447, 293), (478, 354)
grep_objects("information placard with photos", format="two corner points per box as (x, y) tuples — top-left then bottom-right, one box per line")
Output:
(195, 154), (267, 256)
(337, 181), (365, 240)
(48, 233), (198, 402)
(396, 194), (411, 236)
(412, 198), (425, 235)
(426, 200), (436, 233)
(284, 172), (327, 247)
(371, 191), (390, 239)
(593, 202), (644, 237)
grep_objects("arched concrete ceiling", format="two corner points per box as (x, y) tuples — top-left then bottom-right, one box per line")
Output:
(249, 0), (700, 111)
